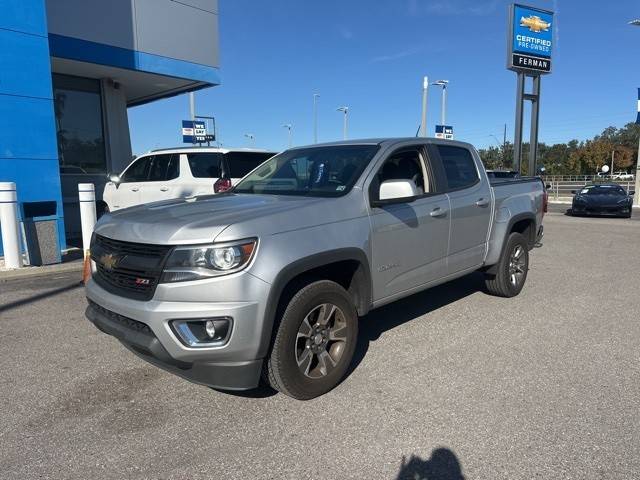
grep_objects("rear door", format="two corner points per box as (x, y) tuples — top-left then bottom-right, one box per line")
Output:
(225, 152), (274, 185)
(116, 155), (152, 208)
(429, 144), (492, 274)
(139, 153), (179, 204)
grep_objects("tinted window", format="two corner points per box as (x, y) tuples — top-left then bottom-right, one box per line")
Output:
(53, 74), (106, 174)
(234, 145), (379, 197)
(187, 153), (223, 178)
(121, 156), (151, 182)
(582, 185), (626, 195)
(437, 146), (479, 190)
(148, 154), (178, 181)
(225, 152), (274, 178)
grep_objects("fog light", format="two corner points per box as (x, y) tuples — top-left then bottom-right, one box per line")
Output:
(205, 320), (216, 338)
(171, 317), (232, 347)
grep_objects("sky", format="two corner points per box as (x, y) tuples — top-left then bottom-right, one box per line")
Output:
(128, 0), (640, 155)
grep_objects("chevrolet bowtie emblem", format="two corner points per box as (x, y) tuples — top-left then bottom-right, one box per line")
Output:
(520, 15), (551, 33)
(99, 253), (120, 270)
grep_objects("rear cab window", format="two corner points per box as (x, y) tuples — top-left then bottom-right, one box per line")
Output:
(433, 145), (479, 191)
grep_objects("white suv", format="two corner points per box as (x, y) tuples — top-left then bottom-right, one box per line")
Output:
(103, 147), (275, 211)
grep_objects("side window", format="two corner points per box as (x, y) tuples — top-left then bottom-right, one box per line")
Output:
(437, 146), (479, 190)
(225, 152), (273, 178)
(187, 153), (223, 178)
(370, 148), (429, 201)
(121, 156), (152, 182)
(148, 154), (178, 182)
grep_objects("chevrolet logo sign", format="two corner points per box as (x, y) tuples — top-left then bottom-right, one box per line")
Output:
(98, 253), (120, 270)
(520, 15), (551, 33)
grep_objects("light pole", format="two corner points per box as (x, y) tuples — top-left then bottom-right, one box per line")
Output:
(244, 133), (255, 147)
(282, 124), (292, 148)
(420, 76), (429, 137)
(489, 134), (504, 168)
(431, 80), (449, 126)
(337, 106), (349, 140)
(630, 19), (640, 206)
(313, 93), (320, 143)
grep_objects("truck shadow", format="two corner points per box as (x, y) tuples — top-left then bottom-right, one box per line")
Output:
(347, 272), (484, 379)
(395, 448), (465, 480)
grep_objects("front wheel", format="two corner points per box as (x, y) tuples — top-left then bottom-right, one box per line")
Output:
(266, 280), (358, 400)
(484, 232), (530, 298)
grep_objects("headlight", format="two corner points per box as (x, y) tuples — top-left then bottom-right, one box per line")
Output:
(161, 239), (257, 282)
(618, 198), (631, 204)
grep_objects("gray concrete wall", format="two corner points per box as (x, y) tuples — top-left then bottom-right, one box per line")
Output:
(101, 80), (133, 174)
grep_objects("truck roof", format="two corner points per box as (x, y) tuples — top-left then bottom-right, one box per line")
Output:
(289, 137), (477, 150)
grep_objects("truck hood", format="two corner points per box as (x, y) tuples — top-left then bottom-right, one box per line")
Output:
(94, 193), (324, 244)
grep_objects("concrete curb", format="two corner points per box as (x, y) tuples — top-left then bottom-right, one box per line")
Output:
(0, 255), (84, 282)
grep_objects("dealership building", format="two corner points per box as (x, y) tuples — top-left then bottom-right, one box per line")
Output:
(0, 0), (220, 257)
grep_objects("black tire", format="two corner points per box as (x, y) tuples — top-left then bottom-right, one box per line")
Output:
(266, 280), (358, 400)
(484, 232), (529, 298)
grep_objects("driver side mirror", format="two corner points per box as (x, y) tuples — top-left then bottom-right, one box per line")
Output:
(571, 190), (577, 194)
(372, 179), (418, 207)
(630, 191), (636, 196)
(108, 173), (121, 184)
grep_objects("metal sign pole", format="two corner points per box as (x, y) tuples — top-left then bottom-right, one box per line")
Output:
(513, 72), (525, 173)
(528, 75), (541, 176)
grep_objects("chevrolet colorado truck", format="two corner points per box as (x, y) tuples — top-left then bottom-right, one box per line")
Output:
(85, 138), (546, 400)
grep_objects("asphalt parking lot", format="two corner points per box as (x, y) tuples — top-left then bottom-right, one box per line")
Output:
(2, 211), (640, 479)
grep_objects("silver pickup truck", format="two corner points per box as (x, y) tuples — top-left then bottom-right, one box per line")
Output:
(85, 138), (546, 400)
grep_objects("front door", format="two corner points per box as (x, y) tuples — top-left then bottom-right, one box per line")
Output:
(368, 145), (451, 302)
(116, 155), (152, 208)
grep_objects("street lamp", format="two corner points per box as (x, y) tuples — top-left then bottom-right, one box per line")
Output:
(431, 80), (449, 126)
(244, 133), (255, 147)
(336, 106), (349, 140)
(420, 76), (429, 137)
(629, 19), (640, 207)
(313, 93), (320, 143)
(282, 124), (292, 148)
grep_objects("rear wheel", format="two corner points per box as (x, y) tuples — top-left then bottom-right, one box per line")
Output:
(484, 232), (529, 298)
(266, 280), (358, 400)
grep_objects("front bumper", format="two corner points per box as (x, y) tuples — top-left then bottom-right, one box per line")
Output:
(571, 204), (631, 216)
(84, 272), (272, 390)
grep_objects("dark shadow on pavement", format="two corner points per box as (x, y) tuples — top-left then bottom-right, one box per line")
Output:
(212, 383), (277, 399)
(396, 448), (465, 480)
(346, 272), (485, 379)
(0, 281), (83, 314)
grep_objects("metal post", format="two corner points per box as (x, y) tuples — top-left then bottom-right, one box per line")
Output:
(513, 72), (525, 173)
(78, 183), (97, 258)
(0, 182), (23, 269)
(313, 93), (320, 143)
(611, 150), (615, 176)
(634, 135), (640, 206)
(528, 75), (541, 176)
(420, 76), (428, 137)
(343, 109), (348, 140)
(441, 85), (447, 126)
(189, 92), (195, 120)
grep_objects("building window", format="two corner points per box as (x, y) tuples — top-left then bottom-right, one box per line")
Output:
(53, 74), (106, 174)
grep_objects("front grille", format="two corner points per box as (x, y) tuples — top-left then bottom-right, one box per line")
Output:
(88, 299), (152, 334)
(91, 234), (172, 300)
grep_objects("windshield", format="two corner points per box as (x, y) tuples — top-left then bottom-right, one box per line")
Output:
(233, 145), (380, 196)
(580, 185), (626, 195)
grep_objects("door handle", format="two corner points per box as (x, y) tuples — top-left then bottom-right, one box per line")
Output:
(160, 187), (169, 192)
(475, 198), (489, 207)
(130, 187), (139, 192)
(430, 207), (447, 218)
